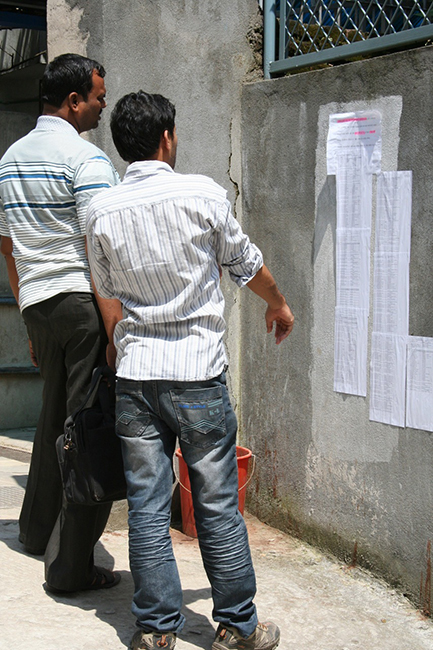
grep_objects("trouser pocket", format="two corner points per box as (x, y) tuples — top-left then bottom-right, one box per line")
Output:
(116, 391), (152, 437)
(170, 385), (226, 449)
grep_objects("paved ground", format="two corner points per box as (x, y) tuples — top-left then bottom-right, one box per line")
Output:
(1, 432), (433, 650)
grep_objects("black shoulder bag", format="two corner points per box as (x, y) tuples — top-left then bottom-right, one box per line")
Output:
(56, 366), (127, 506)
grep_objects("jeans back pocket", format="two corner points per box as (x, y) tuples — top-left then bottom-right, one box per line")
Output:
(116, 393), (152, 438)
(170, 385), (226, 449)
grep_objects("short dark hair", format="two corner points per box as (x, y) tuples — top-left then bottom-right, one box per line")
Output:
(110, 91), (176, 163)
(41, 53), (105, 108)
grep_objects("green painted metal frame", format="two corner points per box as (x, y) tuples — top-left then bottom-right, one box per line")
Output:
(264, 0), (433, 78)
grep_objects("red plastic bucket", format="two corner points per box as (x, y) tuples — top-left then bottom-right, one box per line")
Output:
(175, 446), (253, 538)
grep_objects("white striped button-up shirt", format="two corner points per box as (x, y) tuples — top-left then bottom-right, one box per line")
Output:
(87, 160), (263, 382)
(0, 116), (119, 311)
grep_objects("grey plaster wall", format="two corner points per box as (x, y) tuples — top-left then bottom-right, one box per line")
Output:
(240, 46), (433, 608)
(48, 0), (261, 198)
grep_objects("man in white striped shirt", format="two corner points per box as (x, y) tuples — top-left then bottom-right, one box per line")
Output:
(0, 54), (121, 593)
(87, 92), (294, 650)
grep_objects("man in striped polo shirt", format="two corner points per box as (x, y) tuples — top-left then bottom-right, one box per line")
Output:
(87, 92), (294, 650)
(0, 54), (121, 592)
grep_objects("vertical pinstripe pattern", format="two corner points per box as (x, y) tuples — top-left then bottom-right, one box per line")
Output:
(0, 116), (120, 311)
(87, 161), (263, 382)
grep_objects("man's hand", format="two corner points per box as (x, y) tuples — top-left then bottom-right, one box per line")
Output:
(246, 264), (294, 344)
(265, 304), (294, 344)
(28, 339), (38, 367)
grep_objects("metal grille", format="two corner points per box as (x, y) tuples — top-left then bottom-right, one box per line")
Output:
(264, 0), (433, 76)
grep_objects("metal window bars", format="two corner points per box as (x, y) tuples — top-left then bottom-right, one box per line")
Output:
(264, 0), (433, 76)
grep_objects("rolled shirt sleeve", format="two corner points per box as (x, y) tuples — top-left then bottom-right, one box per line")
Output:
(215, 199), (263, 287)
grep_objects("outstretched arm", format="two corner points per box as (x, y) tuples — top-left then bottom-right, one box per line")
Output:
(246, 264), (294, 344)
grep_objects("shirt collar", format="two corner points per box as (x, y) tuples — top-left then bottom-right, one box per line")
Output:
(124, 160), (174, 183)
(35, 115), (79, 135)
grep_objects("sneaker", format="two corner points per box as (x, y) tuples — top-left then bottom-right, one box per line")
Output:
(212, 622), (280, 650)
(130, 630), (176, 650)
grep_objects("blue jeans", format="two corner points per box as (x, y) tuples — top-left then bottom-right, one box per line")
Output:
(115, 373), (257, 636)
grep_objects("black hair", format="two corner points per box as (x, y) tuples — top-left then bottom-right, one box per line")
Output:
(41, 53), (105, 108)
(110, 91), (176, 163)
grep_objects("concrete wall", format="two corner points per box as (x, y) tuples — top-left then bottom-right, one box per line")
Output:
(240, 46), (433, 609)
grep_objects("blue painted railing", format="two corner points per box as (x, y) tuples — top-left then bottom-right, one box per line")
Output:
(264, 0), (433, 77)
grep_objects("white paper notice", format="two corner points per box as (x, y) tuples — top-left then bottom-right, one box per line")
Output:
(406, 337), (433, 432)
(332, 148), (373, 396)
(369, 171), (412, 426)
(327, 111), (382, 175)
(334, 307), (368, 396)
(369, 332), (407, 427)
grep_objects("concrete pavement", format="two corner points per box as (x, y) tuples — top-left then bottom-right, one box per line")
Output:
(1, 436), (433, 650)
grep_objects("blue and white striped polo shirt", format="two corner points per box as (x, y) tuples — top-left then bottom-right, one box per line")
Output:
(87, 160), (263, 382)
(0, 115), (119, 311)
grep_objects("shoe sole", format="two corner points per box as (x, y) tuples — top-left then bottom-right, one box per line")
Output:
(212, 640), (279, 650)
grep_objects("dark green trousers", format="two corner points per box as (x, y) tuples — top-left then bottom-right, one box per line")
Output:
(20, 292), (112, 591)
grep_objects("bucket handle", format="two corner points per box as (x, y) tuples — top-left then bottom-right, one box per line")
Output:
(173, 453), (256, 495)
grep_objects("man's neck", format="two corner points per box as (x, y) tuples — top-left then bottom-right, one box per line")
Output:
(42, 105), (80, 133)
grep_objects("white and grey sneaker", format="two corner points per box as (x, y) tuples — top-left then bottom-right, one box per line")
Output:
(212, 621), (280, 650)
(130, 630), (176, 650)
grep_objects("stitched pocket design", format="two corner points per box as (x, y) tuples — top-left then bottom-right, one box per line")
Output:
(115, 394), (152, 438)
(170, 386), (226, 449)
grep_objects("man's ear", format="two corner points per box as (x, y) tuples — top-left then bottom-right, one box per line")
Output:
(161, 130), (172, 150)
(67, 92), (81, 113)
